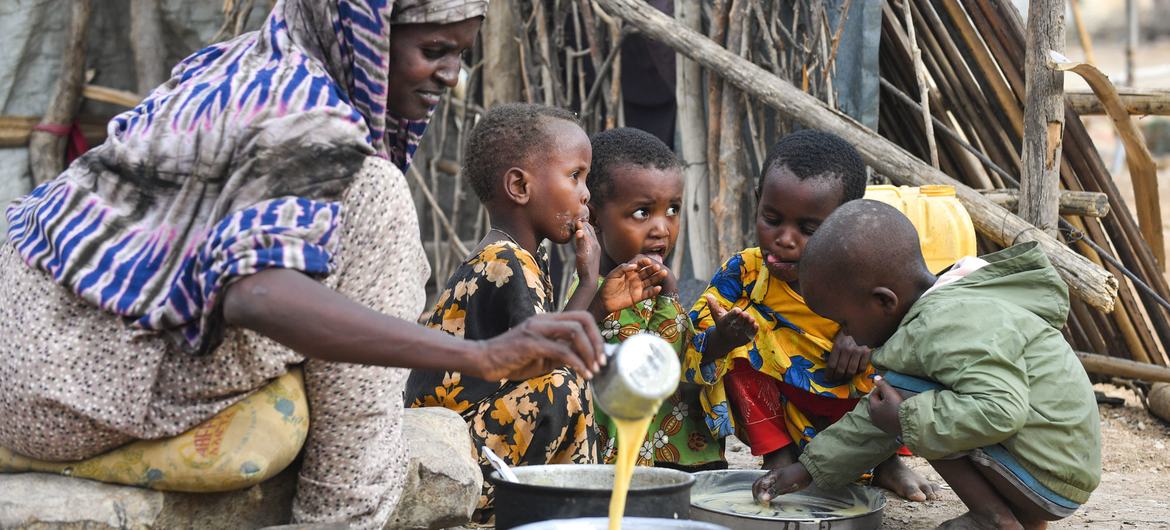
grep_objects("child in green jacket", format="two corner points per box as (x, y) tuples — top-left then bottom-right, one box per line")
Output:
(754, 200), (1101, 529)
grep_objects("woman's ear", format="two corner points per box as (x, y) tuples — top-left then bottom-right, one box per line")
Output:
(503, 167), (531, 205)
(872, 286), (900, 314)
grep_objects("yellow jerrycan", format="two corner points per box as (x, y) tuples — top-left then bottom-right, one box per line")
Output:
(863, 185), (977, 273)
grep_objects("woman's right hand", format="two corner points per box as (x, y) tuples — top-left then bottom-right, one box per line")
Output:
(473, 311), (607, 381)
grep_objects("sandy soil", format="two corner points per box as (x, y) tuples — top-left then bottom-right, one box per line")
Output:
(724, 383), (1170, 529)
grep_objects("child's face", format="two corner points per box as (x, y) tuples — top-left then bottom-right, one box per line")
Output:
(527, 119), (593, 244)
(591, 164), (684, 264)
(755, 166), (844, 286)
(801, 278), (903, 348)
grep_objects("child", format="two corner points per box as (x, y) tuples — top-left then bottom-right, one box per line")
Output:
(754, 200), (1102, 529)
(583, 127), (725, 470)
(685, 129), (936, 501)
(404, 104), (665, 520)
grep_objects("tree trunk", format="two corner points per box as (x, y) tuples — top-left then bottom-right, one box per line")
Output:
(714, 0), (747, 263)
(130, 0), (167, 94)
(676, 0), (716, 280)
(483, 0), (521, 108)
(28, 0), (91, 184)
(593, 0), (1118, 312)
(1019, 0), (1065, 237)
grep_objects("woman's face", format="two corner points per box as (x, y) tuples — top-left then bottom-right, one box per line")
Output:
(386, 18), (482, 120)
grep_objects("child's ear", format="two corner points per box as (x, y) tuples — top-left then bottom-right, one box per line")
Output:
(871, 287), (899, 314)
(587, 203), (599, 229)
(503, 167), (531, 205)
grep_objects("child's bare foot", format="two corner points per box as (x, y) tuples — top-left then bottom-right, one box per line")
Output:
(873, 456), (941, 502)
(761, 445), (798, 471)
(936, 511), (1024, 530)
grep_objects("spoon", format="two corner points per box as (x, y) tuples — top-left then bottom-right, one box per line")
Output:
(482, 446), (519, 483)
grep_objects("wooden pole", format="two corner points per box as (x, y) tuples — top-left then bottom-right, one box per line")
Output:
(714, 0), (747, 262)
(676, 0), (716, 280)
(1126, 0), (1137, 87)
(593, 0), (1118, 312)
(1076, 352), (1170, 384)
(1067, 0), (1096, 66)
(483, 0), (521, 108)
(1067, 89), (1170, 116)
(28, 0), (91, 184)
(130, 0), (167, 94)
(979, 189), (1110, 218)
(1019, 0), (1065, 237)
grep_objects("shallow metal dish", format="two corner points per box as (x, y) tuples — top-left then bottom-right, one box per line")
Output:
(689, 469), (885, 530)
(511, 516), (728, 530)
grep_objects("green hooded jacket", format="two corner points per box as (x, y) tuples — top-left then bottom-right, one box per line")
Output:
(798, 242), (1101, 504)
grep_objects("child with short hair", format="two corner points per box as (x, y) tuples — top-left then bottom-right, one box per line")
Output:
(583, 127), (725, 470)
(685, 129), (937, 501)
(404, 104), (665, 520)
(754, 200), (1101, 529)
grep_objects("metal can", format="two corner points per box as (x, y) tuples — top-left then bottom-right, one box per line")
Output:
(591, 333), (681, 420)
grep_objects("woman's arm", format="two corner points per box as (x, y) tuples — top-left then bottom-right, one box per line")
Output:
(223, 269), (604, 381)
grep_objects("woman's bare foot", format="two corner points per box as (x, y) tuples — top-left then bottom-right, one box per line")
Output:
(761, 445), (798, 470)
(936, 510), (1024, 530)
(874, 456), (942, 502)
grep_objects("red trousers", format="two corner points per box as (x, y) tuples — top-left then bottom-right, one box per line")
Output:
(724, 358), (912, 457)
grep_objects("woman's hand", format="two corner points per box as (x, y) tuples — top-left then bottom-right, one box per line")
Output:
(474, 311), (606, 381)
(825, 332), (872, 382)
(753, 462), (812, 504)
(596, 255), (667, 314)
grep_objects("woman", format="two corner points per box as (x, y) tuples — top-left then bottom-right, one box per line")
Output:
(0, 1), (603, 527)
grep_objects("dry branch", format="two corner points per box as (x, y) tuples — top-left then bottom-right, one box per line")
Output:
(980, 189), (1110, 218)
(1066, 89), (1170, 116)
(28, 0), (91, 184)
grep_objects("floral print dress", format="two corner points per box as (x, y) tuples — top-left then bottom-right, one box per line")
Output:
(404, 241), (597, 521)
(581, 278), (725, 469)
(684, 248), (876, 449)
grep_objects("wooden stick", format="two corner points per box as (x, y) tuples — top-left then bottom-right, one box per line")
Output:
(1066, 0), (1097, 66)
(82, 85), (142, 108)
(901, 0), (937, 169)
(676, 0), (716, 280)
(1067, 89), (1170, 115)
(1077, 351), (1170, 383)
(1019, 0), (1066, 236)
(595, 0), (1118, 311)
(714, 0), (747, 262)
(28, 0), (91, 184)
(980, 189), (1110, 218)
(1055, 58), (1164, 269)
(0, 115), (107, 148)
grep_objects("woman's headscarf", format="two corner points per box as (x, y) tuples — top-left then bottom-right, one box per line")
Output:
(4, 0), (487, 354)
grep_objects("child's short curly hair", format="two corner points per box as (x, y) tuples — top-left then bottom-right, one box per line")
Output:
(464, 103), (580, 203)
(758, 129), (867, 203)
(587, 127), (681, 208)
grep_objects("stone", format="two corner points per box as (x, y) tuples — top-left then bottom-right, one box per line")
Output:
(0, 408), (480, 530)
(386, 407), (483, 530)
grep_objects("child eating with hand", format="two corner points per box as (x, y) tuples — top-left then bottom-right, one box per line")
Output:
(686, 129), (936, 501)
(754, 200), (1101, 530)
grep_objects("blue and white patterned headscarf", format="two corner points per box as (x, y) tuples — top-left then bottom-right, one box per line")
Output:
(4, 0), (486, 354)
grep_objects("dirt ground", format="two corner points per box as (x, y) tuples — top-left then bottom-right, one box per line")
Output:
(724, 383), (1170, 529)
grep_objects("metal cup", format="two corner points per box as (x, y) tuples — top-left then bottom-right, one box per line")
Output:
(591, 333), (681, 420)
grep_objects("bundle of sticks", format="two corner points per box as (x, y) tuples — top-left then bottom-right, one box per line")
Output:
(877, 0), (1169, 367)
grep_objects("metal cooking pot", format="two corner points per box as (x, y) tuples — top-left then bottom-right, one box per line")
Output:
(512, 517), (728, 529)
(489, 464), (695, 530)
(689, 470), (885, 530)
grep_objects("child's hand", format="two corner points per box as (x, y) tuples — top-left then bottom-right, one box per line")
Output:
(597, 255), (668, 313)
(867, 375), (904, 437)
(573, 220), (601, 282)
(825, 332), (872, 381)
(752, 462), (812, 503)
(707, 294), (758, 347)
(660, 267), (679, 297)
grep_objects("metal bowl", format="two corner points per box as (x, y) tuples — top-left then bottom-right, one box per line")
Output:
(490, 464), (695, 529)
(689, 470), (885, 530)
(512, 517), (728, 530)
